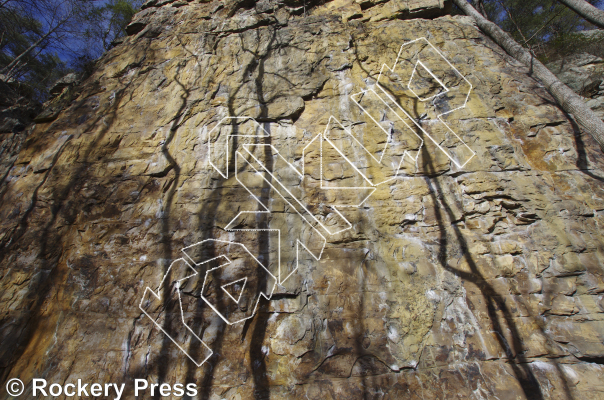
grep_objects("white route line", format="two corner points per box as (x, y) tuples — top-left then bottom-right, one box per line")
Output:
(207, 116), (270, 180)
(139, 257), (212, 367)
(233, 143), (327, 285)
(315, 115), (420, 187)
(408, 59), (450, 102)
(197, 239), (277, 326)
(221, 277), (247, 304)
(348, 90), (422, 166)
(372, 37), (475, 169)
(140, 37), (477, 368)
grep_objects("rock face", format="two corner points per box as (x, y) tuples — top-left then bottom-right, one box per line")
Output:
(1, 1), (604, 399)
(546, 50), (604, 121)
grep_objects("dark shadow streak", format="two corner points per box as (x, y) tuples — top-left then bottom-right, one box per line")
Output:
(152, 63), (188, 400)
(0, 66), (142, 385)
(416, 118), (570, 398)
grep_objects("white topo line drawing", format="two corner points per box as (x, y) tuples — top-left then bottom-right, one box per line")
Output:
(139, 257), (212, 367)
(139, 38), (475, 367)
(139, 238), (278, 365)
(363, 37), (475, 169)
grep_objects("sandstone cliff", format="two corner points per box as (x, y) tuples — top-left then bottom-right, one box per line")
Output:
(1, 0), (604, 399)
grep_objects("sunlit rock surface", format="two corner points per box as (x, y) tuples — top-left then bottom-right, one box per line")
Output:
(1, 1), (604, 399)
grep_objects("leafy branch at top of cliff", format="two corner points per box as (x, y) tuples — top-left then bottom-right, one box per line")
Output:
(0, 0), (143, 102)
(456, 0), (604, 61)
(453, 0), (604, 153)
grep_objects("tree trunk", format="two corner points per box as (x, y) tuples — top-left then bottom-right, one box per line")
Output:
(557, 0), (604, 29)
(452, 0), (604, 153)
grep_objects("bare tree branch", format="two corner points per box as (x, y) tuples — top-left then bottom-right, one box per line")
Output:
(523, 8), (565, 46)
(1, 20), (65, 77)
(497, 0), (534, 53)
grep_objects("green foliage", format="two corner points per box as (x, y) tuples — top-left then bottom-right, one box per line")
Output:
(83, 0), (145, 54)
(0, 0), (143, 102)
(0, 6), (69, 102)
(454, 0), (604, 62)
(545, 28), (604, 60)
(486, 0), (601, 59)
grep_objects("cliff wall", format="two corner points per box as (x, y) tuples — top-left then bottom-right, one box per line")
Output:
(1, 1), (604, 399)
